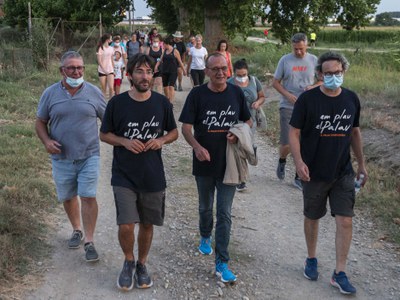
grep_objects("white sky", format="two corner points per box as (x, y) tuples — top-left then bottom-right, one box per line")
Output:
(133, 0), (399, 18)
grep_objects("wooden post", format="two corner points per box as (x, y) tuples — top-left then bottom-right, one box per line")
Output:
(28, 2), (32, 41)
(99, 13), (102, 37)
(61, 19), (66, 50)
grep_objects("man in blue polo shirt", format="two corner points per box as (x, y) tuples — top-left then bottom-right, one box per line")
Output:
(35, 51), (106, 262)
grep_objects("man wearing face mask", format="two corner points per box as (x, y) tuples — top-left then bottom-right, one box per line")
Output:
(35, 51), (106, 262)
(289, 52), (368, 295)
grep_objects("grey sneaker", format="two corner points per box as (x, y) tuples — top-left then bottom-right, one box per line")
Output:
(293, 177), (303, 191)
(84, 242), (99, 262)
(68, 230), (83, 249)
(276, 161), (286, 180)
(117, 260), (135, 291)
(134, 262), (153, 289)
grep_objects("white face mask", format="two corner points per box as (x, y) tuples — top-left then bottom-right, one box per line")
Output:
(114, 42), (120, 46)
(235, 76), (248, 83)
(153, 42), (159, 47)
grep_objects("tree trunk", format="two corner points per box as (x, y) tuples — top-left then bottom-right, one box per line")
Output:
(178, 7), (190, 38)
(204, 3), (225, 50)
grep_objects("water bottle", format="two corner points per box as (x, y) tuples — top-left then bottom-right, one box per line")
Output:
(354, 174), (365, 194)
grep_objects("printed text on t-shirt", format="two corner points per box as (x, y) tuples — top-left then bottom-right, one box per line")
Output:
(315, 109), (351, 137)
(202, 105), (236, 131)
(292, 66), (307, 72)
(124, 116), (160, 140)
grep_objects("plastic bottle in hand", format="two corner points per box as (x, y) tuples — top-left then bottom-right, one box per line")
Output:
(355, 174), (365, 194)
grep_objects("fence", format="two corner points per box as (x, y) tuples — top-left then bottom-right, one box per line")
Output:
(0, 48), (33, 70)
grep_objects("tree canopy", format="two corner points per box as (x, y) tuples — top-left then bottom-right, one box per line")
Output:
(375, 12), (400, 26)
(146, 0), (380, 43)
(3, 0), (131, 29)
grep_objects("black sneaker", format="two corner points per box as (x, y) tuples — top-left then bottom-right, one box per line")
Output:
(276, 160), (286, 180)
(68, 230), (83, 249)
(117, 260), (135, 291)
(236, 182), (247, 192)
(134, 262), (153, 289)
(84, 242), (99, 262)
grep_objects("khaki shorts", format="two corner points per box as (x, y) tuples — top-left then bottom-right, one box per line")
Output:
(113, 186), (165, 226)
(302, 173), (355, 220)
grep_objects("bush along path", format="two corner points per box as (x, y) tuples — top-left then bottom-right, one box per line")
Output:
(25, 77), (400, 300)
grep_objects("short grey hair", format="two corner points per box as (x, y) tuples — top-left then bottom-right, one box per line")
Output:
(316, 51), (350, 73)
(291, 33), (307, 44)
(60, 51), (82, 66)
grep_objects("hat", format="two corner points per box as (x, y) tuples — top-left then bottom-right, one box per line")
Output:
(172, 31), (183, 38)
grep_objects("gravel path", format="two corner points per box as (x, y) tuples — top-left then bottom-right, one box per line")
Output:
(25, 77), (400, 300)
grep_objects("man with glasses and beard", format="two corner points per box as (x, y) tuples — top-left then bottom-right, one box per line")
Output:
(100, 53), (178, 291)
(35, 51), (106, 262)
(179, 52), (252, 283)
(289, 51), (367, 295)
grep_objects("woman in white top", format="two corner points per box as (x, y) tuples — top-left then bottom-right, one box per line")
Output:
(96, 33), (114, 98)
(186, 34), (208, 87)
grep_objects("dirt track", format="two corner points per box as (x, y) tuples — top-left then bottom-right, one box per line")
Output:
(25, 77), (400, 300)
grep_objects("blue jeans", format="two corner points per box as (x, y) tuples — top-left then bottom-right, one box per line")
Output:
(195, 176), (236, 263)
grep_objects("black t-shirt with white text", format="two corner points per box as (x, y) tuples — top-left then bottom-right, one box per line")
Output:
(179, 83), (251, 178)
(100, 91), (177, 192)
(290, 87), (360, 182)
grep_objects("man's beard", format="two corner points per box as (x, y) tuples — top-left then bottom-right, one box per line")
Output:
(131, 79), (150, 92)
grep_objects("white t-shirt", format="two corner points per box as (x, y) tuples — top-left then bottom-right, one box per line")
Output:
(189, 46), (208, 70)
(113, 60), (124, 79)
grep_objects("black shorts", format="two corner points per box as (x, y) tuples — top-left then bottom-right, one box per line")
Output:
(113, 186), (165, 226)
(190, 69), (205, 86)
(162, 72), (178, 87)
(98, 72), (114, 77)
(302, 173), (355, 220)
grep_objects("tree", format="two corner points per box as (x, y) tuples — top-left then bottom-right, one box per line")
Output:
(375, 12), (400, 26)
(3, 0), (131, 29)
(336, 0), (380, 30)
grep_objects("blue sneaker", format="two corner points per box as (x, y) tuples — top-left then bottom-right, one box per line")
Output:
(331, 270), (357, 295)
(304, 257), (319, 281)
(216, 261), (237, 283)
(198, 236), (213, 255)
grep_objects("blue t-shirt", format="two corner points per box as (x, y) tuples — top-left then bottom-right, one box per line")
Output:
(179, 84), (251, 178)
(290, 87), (360, 182)
(100, 91), (177, 192)
(36, 81), (106, 160)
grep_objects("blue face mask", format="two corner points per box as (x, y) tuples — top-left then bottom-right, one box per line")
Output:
(323, 74), (343, 90)
(66, 76), (84, 88)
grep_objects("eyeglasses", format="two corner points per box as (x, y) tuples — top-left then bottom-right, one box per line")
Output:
(323, 70), (343, 77)
(63, 66), (85, 72)
(133, 70), (154, 76)
(207, 66), (228, 73)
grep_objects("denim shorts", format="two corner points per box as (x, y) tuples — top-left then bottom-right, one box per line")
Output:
(302, 173), (355, 220)
(51, 156), (100, 202)
(113, 186), (165, 226)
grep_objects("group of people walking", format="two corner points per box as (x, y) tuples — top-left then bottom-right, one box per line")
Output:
(35, 31), (367, 296)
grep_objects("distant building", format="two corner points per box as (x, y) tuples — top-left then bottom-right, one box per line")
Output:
(118, 15), (155, 26)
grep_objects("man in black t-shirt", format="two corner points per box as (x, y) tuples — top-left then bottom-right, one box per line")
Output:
(172, 31), (186, 91)
(100, 54), (178, 291)
(179, 53), (252, 284)
(289, 52), (368, 295)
